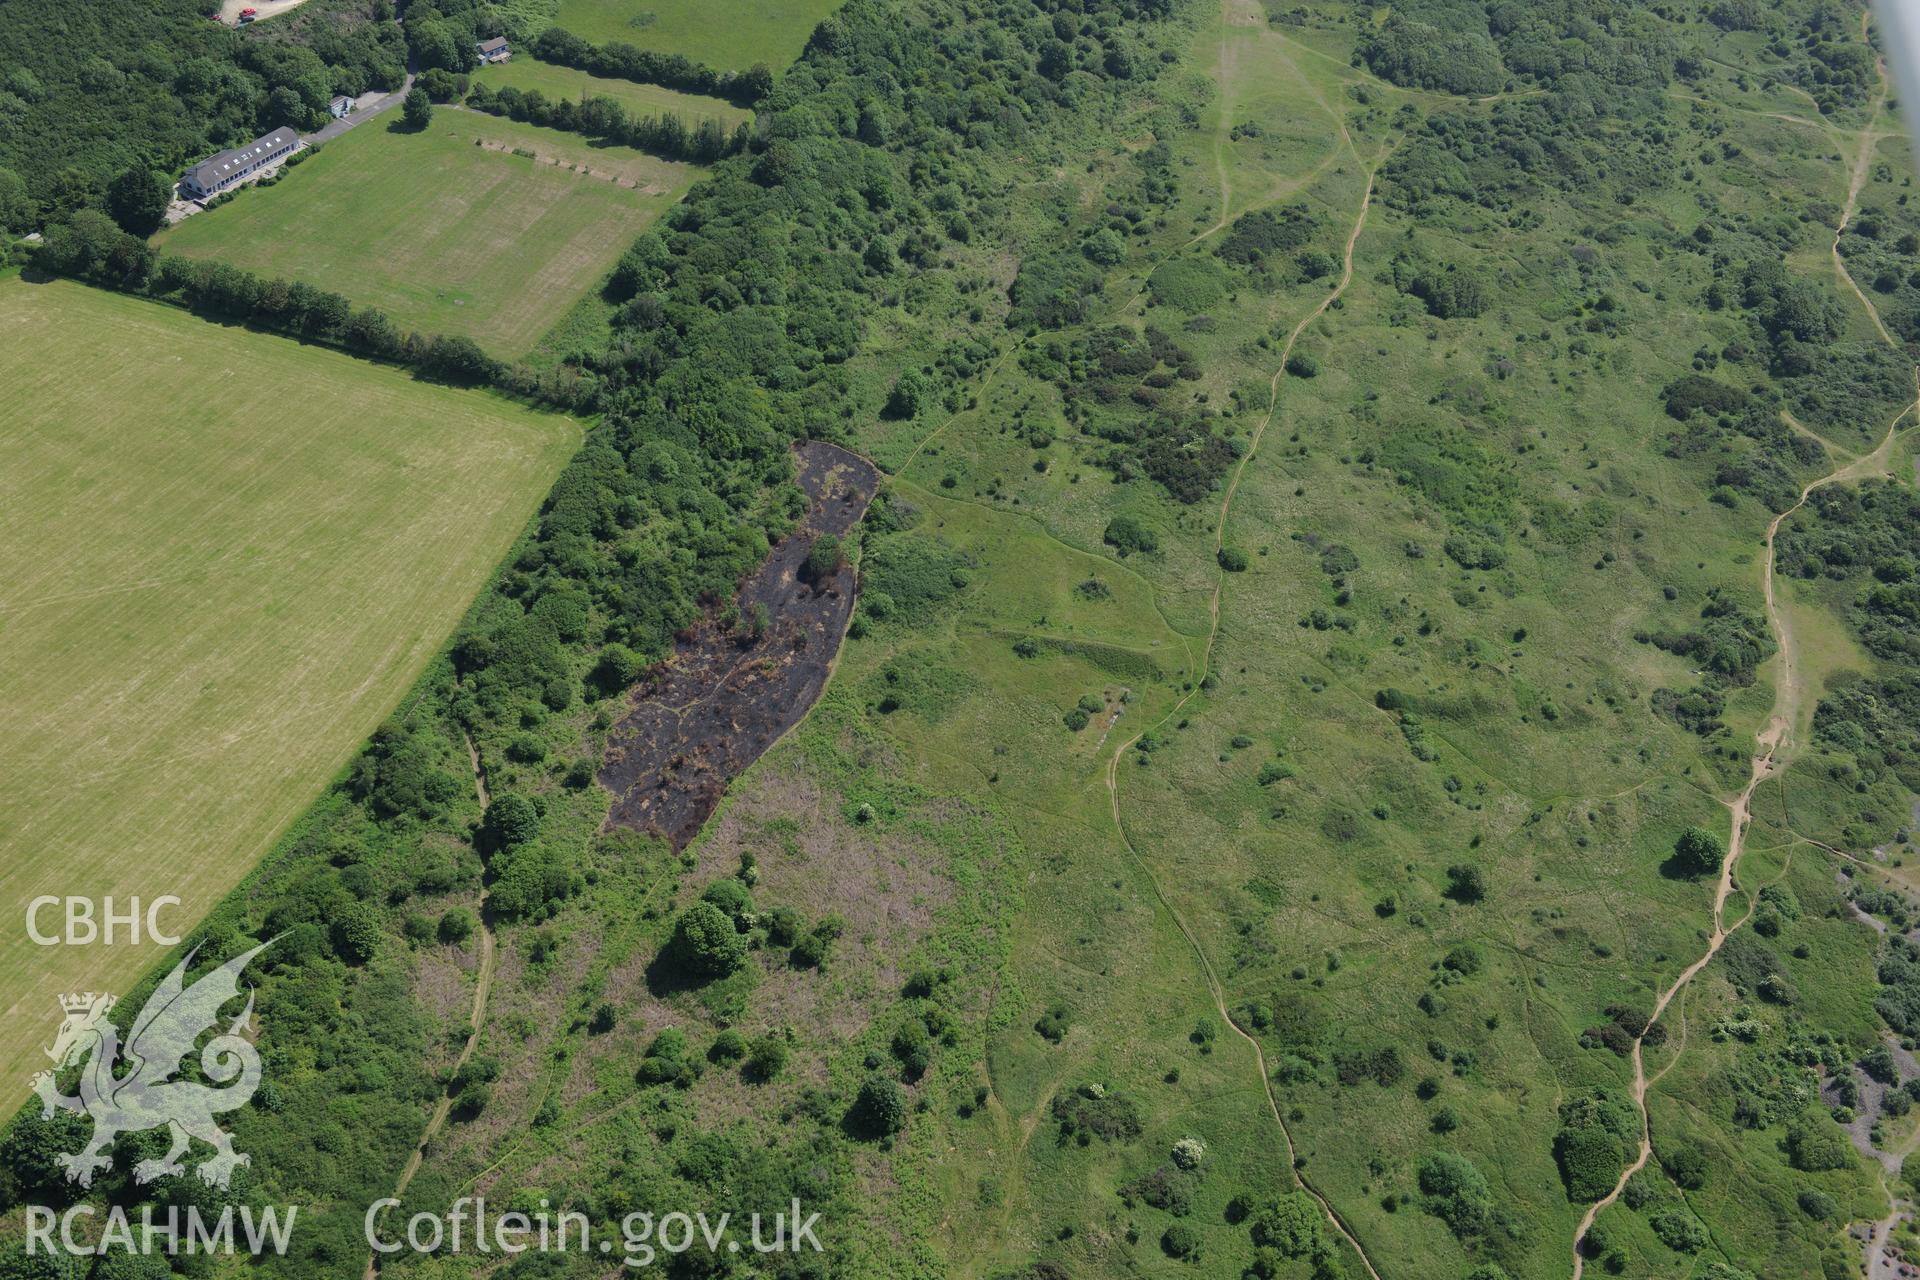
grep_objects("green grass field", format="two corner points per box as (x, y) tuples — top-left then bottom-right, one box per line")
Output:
(0, 278), (578, 1090)
(157, 112), (698, 358)
(473, 57), (750, 130)
(790, 1), (1908, 1274)
(548, 0), (844, 70)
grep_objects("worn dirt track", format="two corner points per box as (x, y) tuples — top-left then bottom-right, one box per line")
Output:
(599, 441), (878, 848)
(1105, 159), (1387, 1280)
(1571, 27), (1915, 1272)
(364, 730), (496, 1280)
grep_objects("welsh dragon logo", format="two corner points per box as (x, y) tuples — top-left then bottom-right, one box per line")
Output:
(30, 940), (273, 1190)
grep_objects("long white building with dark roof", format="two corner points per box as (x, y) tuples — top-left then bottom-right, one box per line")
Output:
(180, 127), (300, 200)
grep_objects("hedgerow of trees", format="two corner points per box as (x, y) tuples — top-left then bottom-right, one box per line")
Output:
(531, 27), (773, 107)
(30, 209), (569, 400)
(462, 81), (745, 163)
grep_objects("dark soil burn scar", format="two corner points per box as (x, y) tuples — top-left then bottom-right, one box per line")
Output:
(597, 440), (879, 849)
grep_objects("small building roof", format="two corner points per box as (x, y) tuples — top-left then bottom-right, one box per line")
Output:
(477, 36), (510, 53)
(184, 127), (300, 191)
(330, 95), (353, 108)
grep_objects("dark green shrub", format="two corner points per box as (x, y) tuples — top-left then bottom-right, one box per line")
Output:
(482, 793), (540, 851)
(1445, 864), (1487, 903)
(850, 1075), (909, 1137)
(1659, 1140), (1708, 1190)
(1555, 1124), (1624, 1202)
(745, 1035), (789, 1082)
(1786, 1113), (1855, 1171)
(437, 907), (475, 944)
(1159, 1222), (1199, 1260)
(700, 878), (755, 923)
(1670, 826), (1724, 878)
(1103, 515), (1159, 556)
(669, 902), (747, 978)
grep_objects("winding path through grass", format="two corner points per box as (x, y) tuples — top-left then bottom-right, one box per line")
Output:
(1569, 32), (1916, 1272)
(362, 729), (497, 1280)
(1103, 160), (1388, 1280)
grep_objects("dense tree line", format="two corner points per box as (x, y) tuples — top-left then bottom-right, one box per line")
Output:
(1019, 325), (1232, 502)
(1661, 379), (1822, 513)
(462, 83), (746, 163)
(1372, 0), (1693, 222)
(248, 0), (408, 97)
(399, 0), (496, 74)
(1638, 589), (1778, 686)
(1815, 672), (1920, 801)
(532, 27), (774, 107)
(1383, 88), (1680, 219)
(1785, 0), (1878, 112)
(565, 0), (1173, 453)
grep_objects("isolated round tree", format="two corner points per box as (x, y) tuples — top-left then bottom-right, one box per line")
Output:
(804, 534), (844, 583)
(699, 877), (754, 923)
(483, 793), (540, 851)
(403, 86), (434, 130)
(106, 166), (170, 237)
(1671, 826), (1724, 878)
(437, 907), (475, 945)
(670, 902), (747, 978)
(331, 905), (381, 966)
(850, 1075), (908, 1137)
(746, 1034), (789, 1082)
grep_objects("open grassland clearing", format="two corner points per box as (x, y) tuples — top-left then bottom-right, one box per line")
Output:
(822, 0), (1920, 1275)
(813, 4), (1404, 1273)
(157, 112), (697, 358)
(548, 0), (844, 70)
(472, 57), (751, 130)
(0, 278), (577, 1091)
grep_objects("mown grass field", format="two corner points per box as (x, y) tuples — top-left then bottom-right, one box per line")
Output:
(158, 112), (697, 358)
(0, 278), (578, 1090)
(472, 57), (750, 130)
(548, 0), (844, 70)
